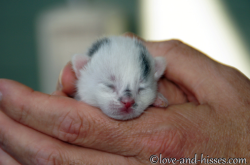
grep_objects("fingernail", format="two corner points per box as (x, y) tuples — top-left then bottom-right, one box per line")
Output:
(153, 93), (168, 108)
(51, 91), (56, 95)
(57, 68), (64, 90)
(158, 93), (168, 107)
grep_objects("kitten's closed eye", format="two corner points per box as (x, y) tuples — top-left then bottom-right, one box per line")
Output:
(138, 87), (144, 92)
(138, 87), (146, 94)
(107, 84), (115, 91)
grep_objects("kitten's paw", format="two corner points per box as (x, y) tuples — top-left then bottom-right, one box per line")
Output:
(153, 92), (168, 107)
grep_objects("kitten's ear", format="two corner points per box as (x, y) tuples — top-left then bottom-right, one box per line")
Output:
(71, 54), (89, 78)
(154, 57), (167, 80)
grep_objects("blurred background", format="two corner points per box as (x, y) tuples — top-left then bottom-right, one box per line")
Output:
(0, 0), (250, 93)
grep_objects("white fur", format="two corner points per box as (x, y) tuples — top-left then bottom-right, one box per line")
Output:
(72, 36), (166, 120)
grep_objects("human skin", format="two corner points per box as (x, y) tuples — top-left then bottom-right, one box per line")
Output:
(0, 34), (250, 164)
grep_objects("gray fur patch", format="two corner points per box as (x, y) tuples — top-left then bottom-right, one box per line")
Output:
(88, 38), (110, 57)
(137, 43), (151, 79)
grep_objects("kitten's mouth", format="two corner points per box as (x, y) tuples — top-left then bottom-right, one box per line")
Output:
(107, 103), (141, 120)
(120, 102), (138, 114)
(120, 107), (133, 113)
(109, 102), (137, 115)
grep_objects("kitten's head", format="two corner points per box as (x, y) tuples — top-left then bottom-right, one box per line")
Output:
(72, 36), (166, 120)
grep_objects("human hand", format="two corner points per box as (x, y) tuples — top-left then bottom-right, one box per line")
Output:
(1, 34), (250, 164)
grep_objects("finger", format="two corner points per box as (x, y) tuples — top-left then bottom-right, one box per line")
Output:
(0, 79), (133, 155)
(0, 147), (20, 165)
(56, 62), (77, 97)
(0, 110), (133, 165)
(51, 90), (67, 97)
(153, 92), (168, 107)
(0, 79), (184, 158)
(157, 77), (187, 105)
(144, 40), (226, 104)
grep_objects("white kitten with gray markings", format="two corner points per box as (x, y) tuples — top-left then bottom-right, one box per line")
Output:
(72, 36), (168, 120)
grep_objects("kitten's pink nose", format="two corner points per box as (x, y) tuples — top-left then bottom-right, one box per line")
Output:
(121, 98), (135, 109)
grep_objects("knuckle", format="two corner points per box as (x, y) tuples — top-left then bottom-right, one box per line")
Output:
(56, 109), (91, 144)
(147, 129), (185, 157)
(167, 39), (183, 46)
(164, 39), (184, 51)
(223, 65), (242, 77)
(219, 65), (244, 86)
(218, 65), (250, 100)
(159, 129), (185, 157)
(141, 127), (185, 158)
(33, 147), (67, 165)
(161, 39), (186, 56)
(56, 111), (82, 143)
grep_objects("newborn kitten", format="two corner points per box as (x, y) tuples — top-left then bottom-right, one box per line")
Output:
(72, 36), (168, 120)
